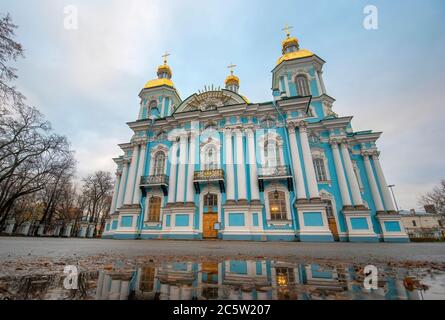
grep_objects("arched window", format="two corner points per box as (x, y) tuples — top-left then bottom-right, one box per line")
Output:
(204, 146), (218, 170)
(295, 75), (310, 96)
(153, 152), (165, 176)
(313, 158), (327, 182)
(261, 118), (275, 129)
(147, 196), (161, 222)
(264, 140), (279, 168)
(268, 190), (287, 220)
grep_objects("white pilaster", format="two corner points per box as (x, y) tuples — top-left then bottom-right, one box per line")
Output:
(224, 129), (235, 201)
(186, 132), (196, 203)
(246, 128), (260, 201)
(175, 133), (188, 203)
(363, 153), (385, 212)
(299, 123), (319, 199)
(340, 142), (364, 206)
(109, 173), (121, 214)
(235, 129), (247, 200)
(132, 143), (147, 205)
(284, 74), (290, 97)
(167, 140), (178, 203)
(117, 161), (129, 209)
(331, 141), (352, 207)
(124, 145), (139, 205)
(314, 70), (323, 96)
(372, 153), (396, 212)
(287, 124), (306, 200)
(318, 70), (327, 94)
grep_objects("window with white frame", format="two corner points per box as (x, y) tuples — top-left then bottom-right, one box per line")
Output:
(268, 190), (288, 221)
(313, 157), (328, 182)
(325, 200), (334, 218)
(264, 140), (279, 168)
(204, 145), (218, 170)
(295, 75), (310, 96)
(153, 151), (166, 176)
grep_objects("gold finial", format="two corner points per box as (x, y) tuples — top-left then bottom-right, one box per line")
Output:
(282, 23), (293, 38)
(227, 63), (237, 75)
(162, 52), (171, 65)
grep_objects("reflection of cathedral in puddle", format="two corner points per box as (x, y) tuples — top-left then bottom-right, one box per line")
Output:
(95, 261), (421, 300)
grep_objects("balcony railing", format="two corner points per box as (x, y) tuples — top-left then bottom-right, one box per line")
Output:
(258, 165), (291, 178)
(193, 169), (225, 194)
(257, 165), (293, 192)
(140, 174), (169, 196)
(193, 169), (225, 181)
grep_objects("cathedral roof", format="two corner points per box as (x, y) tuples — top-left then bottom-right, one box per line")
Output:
(276, 49), (315, 65)
(143, 78), (174, 89)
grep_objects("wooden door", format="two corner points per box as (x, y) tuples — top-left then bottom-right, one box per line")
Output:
(203, 213), (218, 239)
(328, 217), (340, 241)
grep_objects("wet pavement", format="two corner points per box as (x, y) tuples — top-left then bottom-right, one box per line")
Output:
(1, 237), (445, 300)
(1, 258), (444, 300)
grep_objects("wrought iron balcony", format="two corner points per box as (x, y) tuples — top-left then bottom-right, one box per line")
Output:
(257, 165), (293, 192)
(193, 169), (225, 194)
(140, 174), (169, 196)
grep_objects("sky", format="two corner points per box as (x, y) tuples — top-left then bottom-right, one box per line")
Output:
(1, 0), (444, 210)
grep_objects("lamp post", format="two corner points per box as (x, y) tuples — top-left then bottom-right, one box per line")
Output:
(388, 184), (400, 212)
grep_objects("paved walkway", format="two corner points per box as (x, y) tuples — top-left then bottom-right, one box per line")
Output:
(1, 237), (444, 263)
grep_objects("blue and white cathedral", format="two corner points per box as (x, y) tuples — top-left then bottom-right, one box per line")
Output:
(102, 29), (409, 242)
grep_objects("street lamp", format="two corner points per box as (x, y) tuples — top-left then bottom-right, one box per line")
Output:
(388, 184), (400, 212)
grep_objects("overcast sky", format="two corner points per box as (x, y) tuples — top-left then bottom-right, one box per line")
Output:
(2, 0), (444, 210)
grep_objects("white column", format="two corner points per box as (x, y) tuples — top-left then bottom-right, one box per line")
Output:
(224, 129), (235, 201)
(246, 128), (260, 201)
(363, 153), (385, 212)
(186, 132), (196, 203)
(109, 173), (121, 214)
(124, 145), (139, 205)
(314, 70), (323, 96)
(372, 153), (396, 212)
(340, 142), (364, 206)
(284, 74), (290, 97)
(299, 124), (319, 199)
(235, 129), (247, 200)
(331, 142), (352, 207)
(287, 125), (307, 200)
(175, 134), (188, 203)
(132, 143), (147, 204)
(318, 70), (327, 94)
(116, 161), (129, 209)
(167, 141), (178, 203)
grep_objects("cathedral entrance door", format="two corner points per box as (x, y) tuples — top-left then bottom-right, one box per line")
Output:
(328, 216), (340, 241)
(203, 213), (218, 239)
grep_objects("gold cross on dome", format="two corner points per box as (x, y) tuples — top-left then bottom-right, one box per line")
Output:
(282, 23), (293, 38)
(162, 52), (170, 64)
(227, 63), (237, 75)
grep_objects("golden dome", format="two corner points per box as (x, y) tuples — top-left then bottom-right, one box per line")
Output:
(144, 78), (174, 89)
(157, 63), (172, 78)
(276, 49), (314, 66)
(282, 36), (299, 54)
(225, 74), (240, 87)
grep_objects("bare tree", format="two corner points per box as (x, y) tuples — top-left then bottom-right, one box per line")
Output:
(0, 13), (25, 106)
(419, 180), (445, 214)
(80, 171), (113, 236)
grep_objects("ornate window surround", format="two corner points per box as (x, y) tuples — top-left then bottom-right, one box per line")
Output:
(200, 137), (221, 169)
(258, 132), (285, 167)
(149, 144), (169, 176)
(311, 147), (331, 184)
(264, 183), (292, 224)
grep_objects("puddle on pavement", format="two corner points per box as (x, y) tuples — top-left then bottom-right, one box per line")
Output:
(1, 259), (444, 300)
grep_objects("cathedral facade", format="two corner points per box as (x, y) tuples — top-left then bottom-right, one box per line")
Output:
(102, 30), (409, 242)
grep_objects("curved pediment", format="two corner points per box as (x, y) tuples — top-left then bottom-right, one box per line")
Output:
(174, 89), (247, 113)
